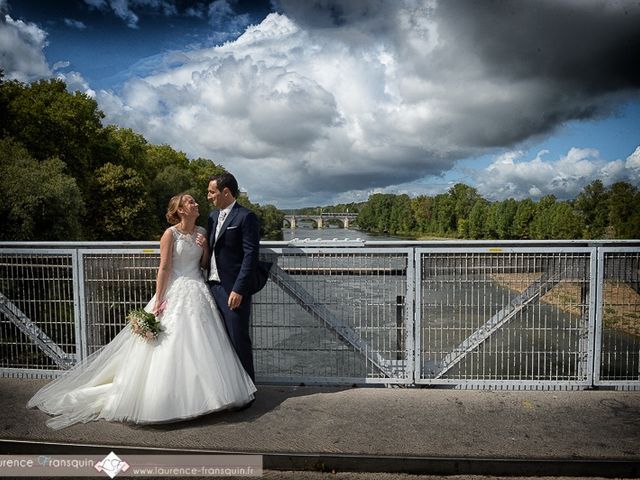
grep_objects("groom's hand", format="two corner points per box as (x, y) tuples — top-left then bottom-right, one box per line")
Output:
(228, 291), (243, 310)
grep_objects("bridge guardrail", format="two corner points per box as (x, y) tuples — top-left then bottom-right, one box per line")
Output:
(1, 240), (638, 389)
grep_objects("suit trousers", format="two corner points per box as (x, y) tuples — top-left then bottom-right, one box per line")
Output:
(209, 282), (255, 382)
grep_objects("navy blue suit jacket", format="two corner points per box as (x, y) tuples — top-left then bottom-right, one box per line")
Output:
(207, 202), (260, 296)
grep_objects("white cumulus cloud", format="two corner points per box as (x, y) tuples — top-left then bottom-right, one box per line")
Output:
(4, 0), (636, 207)
(84, 0), (177, 28)
(474, 146), (639, 200)
(93, 0), (640, 206)
(626, 146), (640, 171)
(0, 12), (51, 82)
(64, 18), (87, 29)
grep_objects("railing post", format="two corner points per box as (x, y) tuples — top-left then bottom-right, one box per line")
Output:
(591, 246), (604, 387)
(74, 249), (89, 362)
(396, 295), (404, 360)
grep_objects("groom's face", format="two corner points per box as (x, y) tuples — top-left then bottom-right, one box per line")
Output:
(208, 180), (232, 209)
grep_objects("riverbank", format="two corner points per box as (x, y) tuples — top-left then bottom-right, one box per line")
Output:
(492, 273), (640, 337)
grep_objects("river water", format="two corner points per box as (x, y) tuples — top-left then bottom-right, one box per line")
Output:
(254, 227), (639, 383)
(281, 226), (405, 242)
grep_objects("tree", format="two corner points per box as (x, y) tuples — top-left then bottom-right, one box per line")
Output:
(88, 163), (154, 240)
(0, 138), (84, 240)
(1, 79), (104, 189)
(548, 202), (584, 239)
(468, 198), (489, 239)
(513, 199), (536, 239)
(411, 195), (433, 233)
(607, 182), (640, 238)
(358, 193), (397, 233)
(241, 197), (284, 240)
(530, 195), (557, 239)
(390, 194), (415, 234)
(188, 157), (226, 223)
(575, 180), (609, 238)
(101, 126), (149, 173)
(431, 193), (456, 235)
(495, 198), (518, 239)
(0, 77), (286, 241)
(484, 202), (500, 239)
(449, 183), (481, 233)
(151, 164), (196, 230)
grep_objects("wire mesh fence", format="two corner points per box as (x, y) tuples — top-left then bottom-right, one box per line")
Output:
(1, 242), (639, 389)
(81, 251), (159, 356)
(253, 248), (412, 384)
(595, 248), (640, 386)
(415, 248), (595, 388)
(0, 250), (78, 372)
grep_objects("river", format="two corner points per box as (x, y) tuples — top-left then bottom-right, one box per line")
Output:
(281, 226), (406, 242)
(257, 227), (639, 383)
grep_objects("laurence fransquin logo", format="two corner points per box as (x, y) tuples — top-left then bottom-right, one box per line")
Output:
(0, 452), (262, 477)
(94, 451), (130, 478)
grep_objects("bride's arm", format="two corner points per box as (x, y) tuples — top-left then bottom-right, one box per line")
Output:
(154, 228), (174, 313)
(196, 227), (209, 269)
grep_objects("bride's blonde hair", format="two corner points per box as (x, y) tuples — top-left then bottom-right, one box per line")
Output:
(166, 193), (187, 225)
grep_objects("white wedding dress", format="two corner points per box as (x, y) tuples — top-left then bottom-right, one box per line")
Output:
(28, 226), (256, 430)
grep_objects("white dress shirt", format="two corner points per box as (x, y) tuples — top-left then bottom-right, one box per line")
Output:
(209, 201), (235, 282)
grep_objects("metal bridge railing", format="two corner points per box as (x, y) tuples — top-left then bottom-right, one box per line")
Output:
(594, 247), (640, 388)
(1, 240), (638, 389)
(415, 248), (596, 388)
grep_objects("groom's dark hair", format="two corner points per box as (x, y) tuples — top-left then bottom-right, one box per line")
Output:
(210, 172), (240, 198)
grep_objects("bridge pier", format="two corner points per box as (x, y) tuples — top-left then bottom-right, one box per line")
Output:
(283, 213), (358, 229)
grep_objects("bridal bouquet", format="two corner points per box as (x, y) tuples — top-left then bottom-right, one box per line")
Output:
(127, 308), (162, 341)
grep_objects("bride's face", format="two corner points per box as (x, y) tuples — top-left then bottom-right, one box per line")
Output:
(179, 195), (199, 219)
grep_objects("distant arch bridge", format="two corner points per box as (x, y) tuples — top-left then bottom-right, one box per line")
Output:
(283, 212), (358, 229)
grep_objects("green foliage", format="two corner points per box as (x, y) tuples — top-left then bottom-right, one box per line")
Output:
(513, 199), (536, 239)
(608, 182), (640, 239)
(547, 202), (584, 239)
(294, 202), (365, 216)
(1, 79), (104, 189)
(575, 180), (609, 238)
(89, 163), (154, 240)
(2, 76), (637, 242)
(355, 183), (637, 240)
(0, 77), (286, 241)
(430, 193), (456, 236)
(357, 193), (397, 233)
(529, 195), (556, 239)
(0, 138), (84, 240)
(411, 195), (433, 232)
(494, 199), (518, 239)
(102, 126), (149, 172)
(449, 183), (481, 231)
(468, 199), (489, 239)
(239, 194), (284, 240)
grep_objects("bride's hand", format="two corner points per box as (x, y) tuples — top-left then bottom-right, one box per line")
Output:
(195, 233), (207, 249)
(153, 300), (167, 316)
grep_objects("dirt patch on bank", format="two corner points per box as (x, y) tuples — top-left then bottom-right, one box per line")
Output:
(491, 273), (640, 337)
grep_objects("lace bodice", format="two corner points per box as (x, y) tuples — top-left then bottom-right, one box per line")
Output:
(170, 226), (206, 280)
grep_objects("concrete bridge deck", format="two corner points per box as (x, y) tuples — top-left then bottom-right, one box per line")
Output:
(1, 378), (639, 478)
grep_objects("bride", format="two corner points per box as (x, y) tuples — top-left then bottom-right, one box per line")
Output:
(28, 193), (256, 429)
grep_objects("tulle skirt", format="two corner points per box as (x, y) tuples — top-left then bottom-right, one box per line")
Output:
(27, 275), (256, 429)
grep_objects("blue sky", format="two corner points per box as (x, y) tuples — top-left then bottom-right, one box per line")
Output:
(1, 0), (639, 208)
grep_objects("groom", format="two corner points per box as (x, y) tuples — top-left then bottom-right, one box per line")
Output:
(206, 172), (260, 383)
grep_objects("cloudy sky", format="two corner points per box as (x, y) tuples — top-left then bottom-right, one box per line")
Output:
(2, 0), (639, 208)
